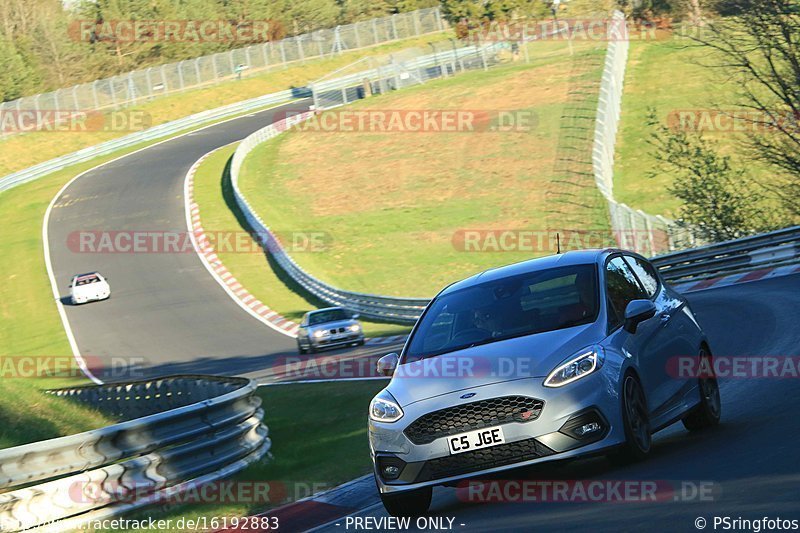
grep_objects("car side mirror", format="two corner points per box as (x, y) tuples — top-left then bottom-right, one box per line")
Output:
(352, 313), (360, 320)
(624, 299), (657, 334)
(377, 353), (399, 377)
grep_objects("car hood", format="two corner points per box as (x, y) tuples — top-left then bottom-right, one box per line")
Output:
(388, 323), (600, 407)
(307, 319), (357, 331)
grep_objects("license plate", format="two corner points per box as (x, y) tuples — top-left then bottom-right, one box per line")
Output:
(447, 426), (505, 455)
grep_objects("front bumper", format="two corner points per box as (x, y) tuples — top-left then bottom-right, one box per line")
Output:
(309, 332), (364, 349)
(370, 372), (624, 494)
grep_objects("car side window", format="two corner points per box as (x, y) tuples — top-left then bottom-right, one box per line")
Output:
(605, 256), (648, 330)
(624, 255), (660, 298)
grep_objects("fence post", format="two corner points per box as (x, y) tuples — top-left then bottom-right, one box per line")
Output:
(413, 10), (422, 35)
(145, 68), (153, 97)
(72, 86), (80, 110)
(297, 37), (305, 63)
(128, 72), (137, 104)
(391, 14), (398, 40)
(92, 80), (100, 108)
(194, 58), (202, 85)
(354, 22), (362, 48)
(279, 41), (287, 65)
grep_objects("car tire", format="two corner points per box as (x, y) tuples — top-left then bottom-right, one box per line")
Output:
(682, 347), (721, 431)
(358, 339), (365, 346)
(297, 340), (307, 354)
(608, 373), (652, 465)
(379, 486), (432, 517)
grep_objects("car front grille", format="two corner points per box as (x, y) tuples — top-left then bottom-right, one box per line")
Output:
(415, 437), (554, 482)
(404, 396), (544, 445)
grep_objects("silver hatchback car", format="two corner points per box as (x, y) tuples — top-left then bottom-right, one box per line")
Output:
(369, 249), (721, 516)
(296, 307), (365, 353)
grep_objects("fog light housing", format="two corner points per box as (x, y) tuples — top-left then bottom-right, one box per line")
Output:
(383, 466), (400, 479)
(559, 408), (608, 442)
(575, 422), (601, 436)
(376, 456), (406, 481)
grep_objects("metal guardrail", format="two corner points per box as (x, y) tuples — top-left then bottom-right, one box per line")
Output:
(591, 11), (701, 256)
(228, 41), (519, 323)
(0, 8), (445, 139)
(0, 90), (299, 194)
(230, 113), (429, 324)
(651, 225), (800, 283)
(0, 375), (269, 532)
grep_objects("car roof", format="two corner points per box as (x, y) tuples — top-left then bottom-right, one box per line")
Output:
(441, 249), (620, 296)
(307, 306), (344, 315)
(74, 272), (101, 279)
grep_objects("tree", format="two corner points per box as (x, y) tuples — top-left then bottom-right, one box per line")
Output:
(689, 0), (800, 217)
(645, 109), (783, 242)
(0, 39), (39, 101)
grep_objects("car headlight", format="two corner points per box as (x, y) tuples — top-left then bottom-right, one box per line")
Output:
(349, 324), (361, 332)
(313, 330), (328, 338)
(544, 348), (603, 388)
(369, 389), (403, 423)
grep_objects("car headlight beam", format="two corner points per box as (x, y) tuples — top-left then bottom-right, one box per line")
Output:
(369, 389), (403, 423)
(544, 349), (602, 388)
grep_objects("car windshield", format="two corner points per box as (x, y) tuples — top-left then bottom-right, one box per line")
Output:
(405, 264), (599, 359)
(75, 275), (100, 286)
(308, 308), (350, 325)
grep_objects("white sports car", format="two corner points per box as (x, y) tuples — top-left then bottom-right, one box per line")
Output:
(69, 272), (111, 305)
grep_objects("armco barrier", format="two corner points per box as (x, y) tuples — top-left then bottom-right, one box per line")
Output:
(0, 89), (297, 194)
(0, 375), (269, 532)
(229, 112), (429, 324)
(651, 225), (800, 283)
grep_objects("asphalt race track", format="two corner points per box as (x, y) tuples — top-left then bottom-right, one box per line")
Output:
(46, 99), (403, 382)
(314, 273), (800, 532)
(43, 90), (800, 533)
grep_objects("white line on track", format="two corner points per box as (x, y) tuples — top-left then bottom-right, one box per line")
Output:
(42, 100), (302, 384)
(182, 145), (298, 338)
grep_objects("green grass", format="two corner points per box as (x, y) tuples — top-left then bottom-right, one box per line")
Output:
(108, 380), (384, 532)
(0, 32), (451, 178)
(0, 103), (304, 449)
(238, 41), (609, 298)
(613, 36), (776, 216)
(0, 378), (115, 449)
(192, 145), (410, 337)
